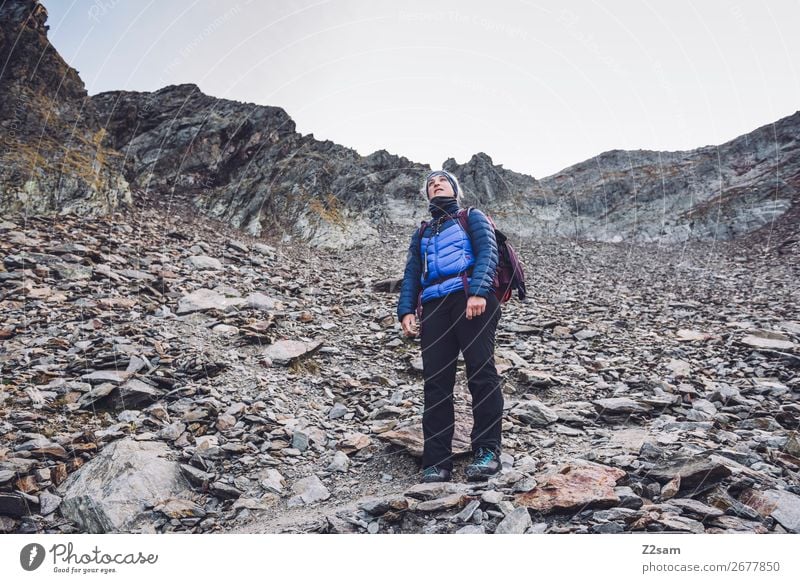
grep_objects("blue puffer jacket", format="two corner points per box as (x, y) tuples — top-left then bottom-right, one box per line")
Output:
(397, 197), (499, 321)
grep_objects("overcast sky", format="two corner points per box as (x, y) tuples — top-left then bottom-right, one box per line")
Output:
(43, 0), (800, 178)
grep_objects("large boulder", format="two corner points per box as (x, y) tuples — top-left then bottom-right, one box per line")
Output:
(58, 438), (190, 533)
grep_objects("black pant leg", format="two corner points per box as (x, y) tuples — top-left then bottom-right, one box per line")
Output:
(452, 292), (504, 453)
(420, 294), (460, 471)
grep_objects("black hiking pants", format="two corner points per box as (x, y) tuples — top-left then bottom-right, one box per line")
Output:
(420, 291), (503, 471)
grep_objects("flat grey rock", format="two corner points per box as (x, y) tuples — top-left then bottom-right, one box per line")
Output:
(495, 507), (532, 534)
(404, 482), (465, 501)
(186, 255), (223, 270)
(176, 288), (246, 314)
(289, 475), (330, 506)
(593, 397), (653, 415)
(263, 339), (323, 366)
(740, 334), (795, 351)
(511, 399), (559, 426)
(648, 456), (732, 494)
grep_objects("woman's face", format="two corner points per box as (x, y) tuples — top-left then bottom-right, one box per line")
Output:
(427, 174), (455, 199)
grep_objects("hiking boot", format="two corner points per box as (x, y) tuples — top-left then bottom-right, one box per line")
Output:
(465, 447), (501, 481)
(420, 466), (452, 483)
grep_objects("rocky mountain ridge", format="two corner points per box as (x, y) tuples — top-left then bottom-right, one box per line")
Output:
(1, 1), (797, 250)
(90, 82), (425, 249)
(537, 114), (800, 245)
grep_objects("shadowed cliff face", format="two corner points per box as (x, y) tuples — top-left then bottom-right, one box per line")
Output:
(90, 84), (435, 248)
(0, 0), (131, 216)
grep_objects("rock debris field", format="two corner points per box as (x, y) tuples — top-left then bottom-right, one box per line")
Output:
(1, 200), (799, 535)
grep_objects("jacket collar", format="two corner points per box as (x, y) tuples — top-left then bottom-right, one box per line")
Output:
(428, 195), (461, 220)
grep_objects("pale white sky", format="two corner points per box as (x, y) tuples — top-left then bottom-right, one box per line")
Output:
(44, 0), (800, 178)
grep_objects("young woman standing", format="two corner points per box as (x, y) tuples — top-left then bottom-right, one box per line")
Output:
(397, 169), (504, 483)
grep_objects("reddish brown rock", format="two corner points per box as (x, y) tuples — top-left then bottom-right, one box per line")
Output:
(50, 463), (68, 487)
(337, 432), (372, 455)
(515, 460), (626, 513)
(14, 474), (38, 494)
(739, 488), (800, 533)
(661, 475), (681, 500)
(17, 438), (67, 459)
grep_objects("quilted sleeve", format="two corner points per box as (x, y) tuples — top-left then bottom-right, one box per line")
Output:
(466, 209), (498, 298)
(397, 228), (423, 321)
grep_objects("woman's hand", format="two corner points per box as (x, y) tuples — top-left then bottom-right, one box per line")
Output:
(401, 313), (419, 337)
(466, 295), (487, 319)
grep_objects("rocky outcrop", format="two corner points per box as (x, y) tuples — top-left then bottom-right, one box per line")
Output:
(91, 85), (429, 248)
(58, 439), (191, 533)
(443, 152), (544, 207)
(0, 0), (131, 216)
(535, 113), (800, 245)
(429, 123), (800, 247)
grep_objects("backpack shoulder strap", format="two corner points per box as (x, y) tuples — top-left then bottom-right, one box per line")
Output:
(417, 219), (429, 242)
(417, 219), (430, 260)
(459, 207), (496, 228)
(456, 207), (472, 232)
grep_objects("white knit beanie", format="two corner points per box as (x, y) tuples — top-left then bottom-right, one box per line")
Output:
(420, 169), (463, 204)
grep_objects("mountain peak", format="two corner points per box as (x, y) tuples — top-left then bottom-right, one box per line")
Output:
(468, 152), (496, 166)
(0, 0), (48, 30)
(157, 83), (203, 95)
(442, 152), (538, 205)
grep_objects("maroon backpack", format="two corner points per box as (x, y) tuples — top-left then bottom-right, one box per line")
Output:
(416, 207), (527, 304)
